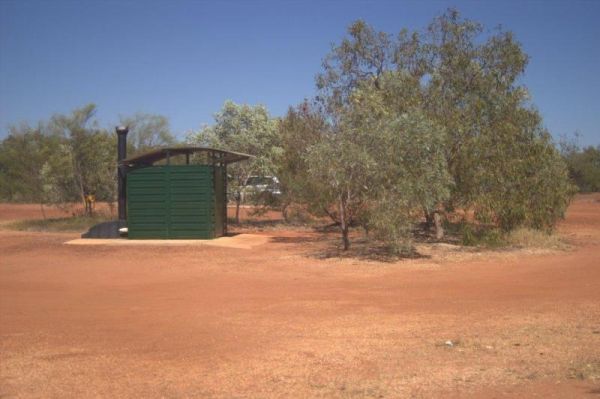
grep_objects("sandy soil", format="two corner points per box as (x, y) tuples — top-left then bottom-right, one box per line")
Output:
(1, 195), (599, 398)
(65, 234), (273, 250)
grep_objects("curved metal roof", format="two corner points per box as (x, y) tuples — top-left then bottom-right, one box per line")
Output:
(120, 146), (252, 166)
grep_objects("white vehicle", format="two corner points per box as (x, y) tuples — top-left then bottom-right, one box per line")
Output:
(241, 176), (282, 203)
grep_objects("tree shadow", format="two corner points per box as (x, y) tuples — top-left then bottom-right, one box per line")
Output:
(227, 217), (320, 235)
(270, 235), (325, 244)
(308, 242), (431, 263)
(271, 228), (432, 263)
(258, 221), (446, 263)
(228, 218), (285, 229)
(232, 218), (475, 263)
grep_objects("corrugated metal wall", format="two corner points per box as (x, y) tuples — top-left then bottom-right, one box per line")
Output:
(127, 165), (215, 239)
(213, 165), (226, 237)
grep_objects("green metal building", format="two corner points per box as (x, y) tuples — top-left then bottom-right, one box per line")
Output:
(120, 147), (250, 239)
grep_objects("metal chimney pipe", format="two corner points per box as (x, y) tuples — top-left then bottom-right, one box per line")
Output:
(116, 126), (129, 221)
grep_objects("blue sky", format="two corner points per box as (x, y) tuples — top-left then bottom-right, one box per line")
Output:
(1, 0), (599, 146)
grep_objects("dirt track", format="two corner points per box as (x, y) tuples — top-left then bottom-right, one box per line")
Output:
(1, 196), (599, 398)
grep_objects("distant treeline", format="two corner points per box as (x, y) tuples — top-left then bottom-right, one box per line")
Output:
(560, 142), (600, 193)
(0, 104), (175, 210)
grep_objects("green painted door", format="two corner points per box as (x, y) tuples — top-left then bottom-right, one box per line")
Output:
(127, 165), (215, 239)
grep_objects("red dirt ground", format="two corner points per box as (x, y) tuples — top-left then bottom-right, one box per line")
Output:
(1, 196), (599, 398)
(0, 203), (72, 222)
(0, 202), (117, 223)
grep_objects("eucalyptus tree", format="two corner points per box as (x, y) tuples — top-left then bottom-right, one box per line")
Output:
(188, 101), (281, 223)
(303, 128), (374, 250)
(277, 100), (330, 221)
(280, 71), (451, 252)
(48, 105), (114, 207)
(348, 72), (452, 248)
(0, 105), (117, 215)
(41, 104), (116, 214)
(0, 124), (60, 216)
(314, 9), (573, 238)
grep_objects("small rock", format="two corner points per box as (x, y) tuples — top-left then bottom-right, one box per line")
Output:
(485, 345), (493, 350)
(445, 340), (454, 347)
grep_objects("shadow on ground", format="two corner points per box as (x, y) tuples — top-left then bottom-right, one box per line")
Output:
(230, 215), (479, 262)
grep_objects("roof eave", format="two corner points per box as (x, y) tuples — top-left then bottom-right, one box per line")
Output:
(120, 146), (253, 166)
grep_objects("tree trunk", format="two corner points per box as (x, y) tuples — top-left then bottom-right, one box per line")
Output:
(323, 208), (338, 224)
(40, 202), (46, 220)
(425, 207), (445, 240)
(74, 160), (86, 215)
(338, 195), (350, 250)
(433, 211), (444, 240)
(235, 198), (241, 224)
(281, 202), (290, 222)
(424, 207), (434, 228)
(342, 224), (350, 251)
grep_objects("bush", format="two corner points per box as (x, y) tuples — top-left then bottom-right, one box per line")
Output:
(460, 224), (505, 248)
(563, 145), (600, 193)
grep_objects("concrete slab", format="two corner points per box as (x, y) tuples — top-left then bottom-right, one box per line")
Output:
(64, 233), (271, 250)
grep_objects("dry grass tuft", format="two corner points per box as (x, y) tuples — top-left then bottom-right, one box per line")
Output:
(506, 227), (570, 250)
(567, 360), (600, 381)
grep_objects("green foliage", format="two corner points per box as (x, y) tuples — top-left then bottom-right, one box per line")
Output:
(303, 129), (375, 250)
(42, 104), (117, 210)
(366, 194), (414, 255)
(187, 101), (281, 222)
(418, 10), (573, 230)
(0, 125), (60, 203)
(281, 72), (452, 252)
(460, 224), (505, 248)
(485, 134), (574, 231)
(0, 105), (176, 213)
(346, 75), (452, 251)
(561, 138), (600, 193)
(277, 101), (329, 217)
(0, 104), (125, 214)
(317, 19), (393, 114)
(40, 143), (79, 207)
(307, 9), (574, 250)
(119, 112), (176, 155)
(192, 100), (280, 174)
(280, 101), (372, 248)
